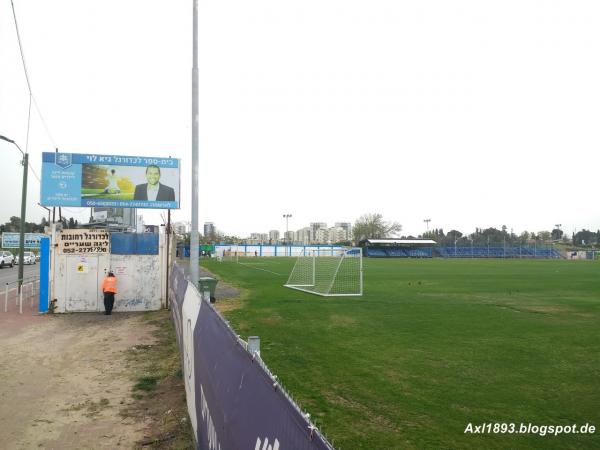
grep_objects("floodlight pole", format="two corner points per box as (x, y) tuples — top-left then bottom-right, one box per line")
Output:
(283, 214), (292, 246)
(0, 135), (27, 294)
(190, 0), (200, 286)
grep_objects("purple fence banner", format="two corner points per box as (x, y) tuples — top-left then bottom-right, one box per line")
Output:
(193, 302), (333, 450)
(168, 263), (334, 450)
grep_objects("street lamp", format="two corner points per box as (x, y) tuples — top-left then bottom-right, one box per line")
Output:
(283, 214), (292, 245)
(0, 135), (28, 294)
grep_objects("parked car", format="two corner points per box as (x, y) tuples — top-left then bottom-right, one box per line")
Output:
(0, 251), (14, 268)
(15, 251), (36, 265)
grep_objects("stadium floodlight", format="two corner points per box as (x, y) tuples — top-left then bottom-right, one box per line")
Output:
(283, 214), (292, 244)
(284, 247), (363, 296)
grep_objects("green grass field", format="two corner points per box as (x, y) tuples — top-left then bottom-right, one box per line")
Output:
(201, 257), (600, 450)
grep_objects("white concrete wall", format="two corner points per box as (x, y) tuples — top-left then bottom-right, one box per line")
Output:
(214, 244), (344, 257)
(51, 232), (169, 313)
(110, 255), (162, 311)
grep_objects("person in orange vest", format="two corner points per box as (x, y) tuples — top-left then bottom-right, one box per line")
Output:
(101, 271), (118, 315)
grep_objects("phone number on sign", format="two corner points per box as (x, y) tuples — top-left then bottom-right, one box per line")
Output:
(62, 248), (108, 254)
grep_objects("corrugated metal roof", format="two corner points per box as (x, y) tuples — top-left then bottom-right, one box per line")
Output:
(366, 239), (437, 245)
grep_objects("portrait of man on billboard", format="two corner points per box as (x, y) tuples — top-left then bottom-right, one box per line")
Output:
(133, 165), (176, 201)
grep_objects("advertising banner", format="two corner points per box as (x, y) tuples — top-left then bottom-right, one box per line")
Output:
(168, 263), (334, 450)
(58, 229), (110, 254)
(41, 152), (180, 209)
(2, 232), (46, 249)
(193, 301), (334, 450)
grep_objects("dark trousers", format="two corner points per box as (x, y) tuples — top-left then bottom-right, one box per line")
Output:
(104, 292), (115, 314)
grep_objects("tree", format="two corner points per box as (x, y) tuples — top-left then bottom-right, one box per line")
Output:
(573, 229), (596, 247)
(352, 213), (401, 242)
(537, 231), (551, 242)
(551, 228), (563, 240)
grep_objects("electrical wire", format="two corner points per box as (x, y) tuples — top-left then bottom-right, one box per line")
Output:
(28, 164), (40, 183)
(10, 0), (58, 150)
(10, 0), (31, 94)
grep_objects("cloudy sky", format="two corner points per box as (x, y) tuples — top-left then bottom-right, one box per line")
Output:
(1, 0), (598, 238)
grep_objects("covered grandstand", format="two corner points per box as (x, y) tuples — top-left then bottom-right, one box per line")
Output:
(361, 238), (563, 259)
(362, 239), (437, 258)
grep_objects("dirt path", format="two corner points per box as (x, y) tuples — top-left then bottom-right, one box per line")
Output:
(0, 313), (159, 450)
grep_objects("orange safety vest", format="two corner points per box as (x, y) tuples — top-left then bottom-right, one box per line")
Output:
(102, 276), (118, 294)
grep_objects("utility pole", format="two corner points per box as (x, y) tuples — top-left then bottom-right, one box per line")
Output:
(424, 218), (431, 232)
(0, 135), (27, 294)
(190, 0), (200, 286)
(38, 203), (51, 225)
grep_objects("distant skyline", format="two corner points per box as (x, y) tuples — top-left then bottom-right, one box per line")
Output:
(1, 1), (598, 239)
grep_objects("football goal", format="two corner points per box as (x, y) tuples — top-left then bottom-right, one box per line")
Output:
(284, 247), (363, 296)
(218, 250), (239, 263)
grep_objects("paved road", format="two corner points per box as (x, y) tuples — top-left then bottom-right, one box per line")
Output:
(0, 263), (40, 286)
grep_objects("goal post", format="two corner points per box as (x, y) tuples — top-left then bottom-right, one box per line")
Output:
(284, 247), (363, 296)
(219, 249), (239, 263)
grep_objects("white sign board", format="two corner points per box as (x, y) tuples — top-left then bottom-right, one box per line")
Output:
(58, 229), (110, 255)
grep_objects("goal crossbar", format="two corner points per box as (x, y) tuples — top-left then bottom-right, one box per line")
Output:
(284, 247), (363, 297)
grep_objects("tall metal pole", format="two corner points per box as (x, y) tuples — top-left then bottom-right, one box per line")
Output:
(165, 209), (171, 308)
(190, 0), (200, 286)
(0, 135), (27, 294)
(18, 153), (28, 294)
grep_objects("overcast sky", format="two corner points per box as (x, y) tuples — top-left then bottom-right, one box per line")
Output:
(1, 0), (598, 238)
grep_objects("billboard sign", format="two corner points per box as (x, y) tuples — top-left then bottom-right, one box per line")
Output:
(2, 233), (46, 249)
(41, 152), (180, 209)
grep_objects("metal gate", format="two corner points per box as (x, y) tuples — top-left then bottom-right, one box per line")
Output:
(64, 255), (109, 312)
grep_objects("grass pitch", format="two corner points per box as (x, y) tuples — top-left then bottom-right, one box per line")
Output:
(201, 257), (600, 450)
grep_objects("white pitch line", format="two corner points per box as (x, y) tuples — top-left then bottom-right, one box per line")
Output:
(238, 262), (283, 276)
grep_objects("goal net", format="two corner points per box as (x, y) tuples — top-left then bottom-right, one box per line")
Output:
(284, 247), (363, 296)
(218, 249), (239, 263)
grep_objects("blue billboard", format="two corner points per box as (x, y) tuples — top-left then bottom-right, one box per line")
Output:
(2, 233), (46, 249)
(40, 152), (180, 209)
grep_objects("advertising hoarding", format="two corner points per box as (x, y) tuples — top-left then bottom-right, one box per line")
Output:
(41, 152), (180, 209)
(2, 233), (46, 249)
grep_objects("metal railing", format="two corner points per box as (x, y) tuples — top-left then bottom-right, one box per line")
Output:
(3, 276), (40, 314)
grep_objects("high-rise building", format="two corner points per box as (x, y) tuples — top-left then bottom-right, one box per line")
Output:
(269, 230), (280, 243)
(204, 222), (215, 239)
(89, 207), (137, 232)
(284, 230), (295, 244)
(335, 222), (352, 240)
(246, 233), (269, 245)
(295, 228), (311, 245)
(315, 228), (329, 244)
(310, 222), (327, 242)
(173, 221), (189, 235)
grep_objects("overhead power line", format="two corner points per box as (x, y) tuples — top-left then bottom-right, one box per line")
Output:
(10, 0), (58, 149)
